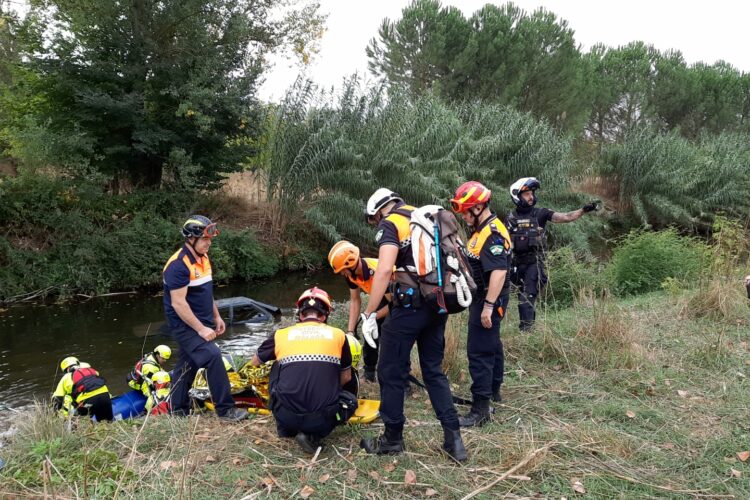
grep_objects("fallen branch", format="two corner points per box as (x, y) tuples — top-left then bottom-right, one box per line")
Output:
(461, 443), (554, 500)
(4, 285), (58, 304)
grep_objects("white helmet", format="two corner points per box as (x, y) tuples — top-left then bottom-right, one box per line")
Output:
(365, 188), (402, 218)
(509, 177), (541, 208)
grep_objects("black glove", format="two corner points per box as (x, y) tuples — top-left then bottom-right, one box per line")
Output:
(582, 200), (600, 213)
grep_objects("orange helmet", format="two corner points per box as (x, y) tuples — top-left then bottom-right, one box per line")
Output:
(450, 181), (492, 213)
(328, 241), (360, 274)
(296, 287), (333, 318)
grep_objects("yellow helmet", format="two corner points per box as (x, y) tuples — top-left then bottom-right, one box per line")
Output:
(347, 334), (362, 368)
(154, 345), (172, 360)
(60, 356), (79, 372)
(152, 371), (171, 391)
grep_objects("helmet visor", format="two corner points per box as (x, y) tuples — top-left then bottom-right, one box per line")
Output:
(450, 200), (463, 213)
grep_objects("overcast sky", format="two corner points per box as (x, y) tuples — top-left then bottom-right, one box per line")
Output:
(259, 0), (750, 102)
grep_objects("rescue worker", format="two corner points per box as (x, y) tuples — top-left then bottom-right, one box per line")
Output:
(328, 240), (390, 382)
(52, 357), (113, 421)
(145, 371), (171, 415)
(250, 287), (358, 454)
(126, 345), (171, 399)
(451, 181), (512, 426)
(162, 215), (247, 421)
(359, 188), (467, 462)
(506, 178), (599, 331)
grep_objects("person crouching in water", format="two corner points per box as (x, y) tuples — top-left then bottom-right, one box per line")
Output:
(52, 356), (113, 422)
(250, 287), (358, 454)
(126, 344), (171, 401)
(146, 371), (172, 415)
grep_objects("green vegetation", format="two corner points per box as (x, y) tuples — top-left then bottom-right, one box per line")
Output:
(2, 288), (749, 498)
(267, 79), (603, 252)
(368, 1), (590, 132)
(368, 0), (750, 141)
(1, 0), (324, 188)
(1, 0), (749, 305)
(600, 129), (750, 229)
(2, 1), (749, 497)
(607, 229), (707, 296)
(0, 175), (284, 302)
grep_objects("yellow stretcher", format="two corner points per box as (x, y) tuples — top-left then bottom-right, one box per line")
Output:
(196, 361), (380, 424)
(204, 398), (381, 424)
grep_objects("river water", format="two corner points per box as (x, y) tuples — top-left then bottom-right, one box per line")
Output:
(0, 270), (349, 410)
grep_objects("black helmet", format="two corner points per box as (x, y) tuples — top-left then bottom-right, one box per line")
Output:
(181, 215), (219, 239)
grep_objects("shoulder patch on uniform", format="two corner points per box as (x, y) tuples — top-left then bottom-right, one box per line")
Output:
(375, 229), (384, 242)
(489, 245), (504, 255)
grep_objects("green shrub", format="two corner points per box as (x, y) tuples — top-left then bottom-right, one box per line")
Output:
(211, 230), (281, 281)
(607, 229), (706, 296)
(543, 247), (604, 307)
(0, 175), (285, 301)
(600, 128), (750, 230)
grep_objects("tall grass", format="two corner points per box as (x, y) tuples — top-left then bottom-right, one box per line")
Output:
(264, 77), (598, 252)
(600, 128), (750, 229)
(681, 217), (750, 322)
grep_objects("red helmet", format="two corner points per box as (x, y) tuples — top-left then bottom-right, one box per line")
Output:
(450, 181), (492, 213)
(296, 287), (333, 318)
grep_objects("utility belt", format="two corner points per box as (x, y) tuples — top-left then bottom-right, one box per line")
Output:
(390, 271), (423, 309)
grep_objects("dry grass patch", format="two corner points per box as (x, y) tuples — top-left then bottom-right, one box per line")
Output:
(573, 300), (643, 370)
(680, 276), (750, 323)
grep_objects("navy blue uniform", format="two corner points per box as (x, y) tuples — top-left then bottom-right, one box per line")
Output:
(376, 203), (460, 431)
(463, 215), (512, 401)
(163, 245), (233, 416)
(257, 322), (356, 439)
(506, 207), (554, 330)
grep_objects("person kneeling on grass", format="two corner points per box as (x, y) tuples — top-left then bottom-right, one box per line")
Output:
(52, 356), (113, 422)
(250, 287), (358, 455)
(145, 371), (172, 415)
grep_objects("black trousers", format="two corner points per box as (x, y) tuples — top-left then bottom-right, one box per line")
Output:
(377, 305), (459, 431)
(362, 318), (384, 371)
(81, 393), (113, 422)
(512, 260), (547, 331)
(273, 391), (358, 439)
(467, 296), (507, 401)
(170, 327), (234, 416)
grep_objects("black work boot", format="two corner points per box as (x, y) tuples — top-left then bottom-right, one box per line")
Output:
(295, 433), (322, 455)
(442, 427), (467, 462)
(218, 407), (250, 422)
(459, 399), (491, 428)
(360, 425), (404, 455)
(364, 367), (376, 383)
